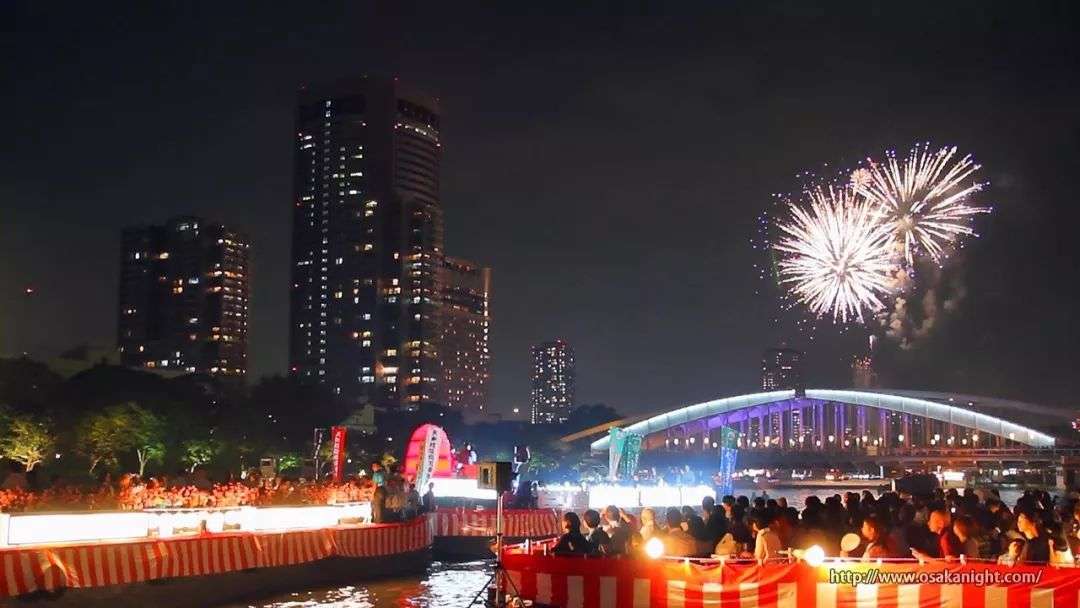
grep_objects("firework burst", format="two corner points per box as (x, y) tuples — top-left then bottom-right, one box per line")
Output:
(853, 144), (989, 265)
(774, 185), (896, 323)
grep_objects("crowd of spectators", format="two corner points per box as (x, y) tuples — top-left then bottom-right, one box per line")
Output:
(0, 468), (379, 512)
(552, 487), (1080, 566)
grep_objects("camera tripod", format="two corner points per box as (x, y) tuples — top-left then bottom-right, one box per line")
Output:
(466, 494), (524, 607)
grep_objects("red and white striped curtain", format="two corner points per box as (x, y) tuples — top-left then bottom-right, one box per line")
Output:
(502, 553), (1080, 608)
(430, 508), (562, 538)
(0, 518), (431, 597)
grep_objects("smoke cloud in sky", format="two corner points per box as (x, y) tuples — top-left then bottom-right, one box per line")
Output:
(880, 264), (967, 350)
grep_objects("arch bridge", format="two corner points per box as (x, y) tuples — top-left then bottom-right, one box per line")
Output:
(590, 389), (1073, 459)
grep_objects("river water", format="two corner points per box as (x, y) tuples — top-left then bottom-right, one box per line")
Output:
(226, 560), (494, 608)
(227, 486), (1033, 607)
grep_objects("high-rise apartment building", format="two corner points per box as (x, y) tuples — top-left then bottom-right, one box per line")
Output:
(439, 257), (491, 410)
(289, 75), (466, 409)
(118, 216), (249, 376)
(761, 347), (804, 393)
(530, 340), (575, 424)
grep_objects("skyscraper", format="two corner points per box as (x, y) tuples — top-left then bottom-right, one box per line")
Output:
(288, 75), (447, 408)
(118, 216), (249, 376)
(761, 347), (804, 393)
(530, 340), (575, 424)
(439, 257), (491, 411)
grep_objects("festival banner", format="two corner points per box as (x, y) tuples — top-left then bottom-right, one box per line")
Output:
(330, 426), (347, 482)
(402, 424), (455, 484)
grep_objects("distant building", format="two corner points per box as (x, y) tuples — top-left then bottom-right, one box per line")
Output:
(118, 216), (250, 376)
(852, 355), (878, 389)
(439, 257), (491, 411)
(761, 347), (804, 393)
(339, 404), (378, 436)
(530, 340), (575, 424)
(288, 75), (444, 409)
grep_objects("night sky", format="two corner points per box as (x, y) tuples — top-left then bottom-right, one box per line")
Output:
(4, 2), (1079, 414)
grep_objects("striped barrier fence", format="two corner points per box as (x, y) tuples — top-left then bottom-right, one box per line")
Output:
(0, 517), (431, 597)
(431, 508), (562, 538)
(501, 551), (1080, 608)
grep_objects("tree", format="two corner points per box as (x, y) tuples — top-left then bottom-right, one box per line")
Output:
(126, 404), (166, 477)
(181, 439), (220, 473)
(525, 447), (560, 477)
(0, 414), (54, 472)
(276, 452), (302, 473)
(75, 405), (135, 474)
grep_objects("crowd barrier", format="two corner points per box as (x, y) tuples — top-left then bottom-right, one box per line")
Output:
(501, 551), (1080, 608)
(0, 516), (430, 598)
(430, 508), (562, 538)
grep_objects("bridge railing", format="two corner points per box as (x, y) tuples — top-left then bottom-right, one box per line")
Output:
(731, 446), (1080, 458)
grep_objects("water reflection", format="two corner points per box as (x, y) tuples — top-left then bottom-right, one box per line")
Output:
(232, 560), (492, 608)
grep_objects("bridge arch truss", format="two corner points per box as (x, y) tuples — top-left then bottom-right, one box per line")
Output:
(590, 389), (1057, 456)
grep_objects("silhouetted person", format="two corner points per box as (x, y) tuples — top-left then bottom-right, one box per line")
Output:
(553, 512), (590, 556)
(583, 509), (612, 555)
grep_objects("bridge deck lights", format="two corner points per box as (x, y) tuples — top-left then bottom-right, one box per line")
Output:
(590, 389), (1059, 454)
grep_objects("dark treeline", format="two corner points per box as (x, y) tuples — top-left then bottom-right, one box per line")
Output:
(0, 357), (615, 485)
